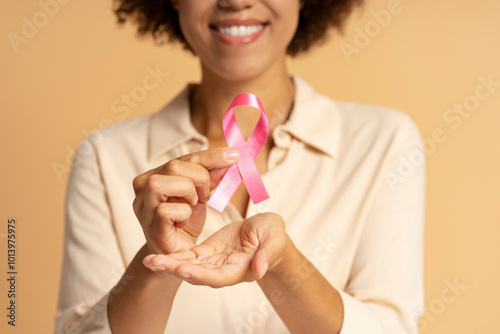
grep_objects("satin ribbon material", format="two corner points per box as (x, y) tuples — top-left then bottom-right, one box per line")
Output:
(207, 93), (270, 212)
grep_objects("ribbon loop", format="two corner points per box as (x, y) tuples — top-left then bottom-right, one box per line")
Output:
(207, 93), (270, 212)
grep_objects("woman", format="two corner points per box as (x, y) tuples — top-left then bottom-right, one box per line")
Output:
(56, 0), (425, 333)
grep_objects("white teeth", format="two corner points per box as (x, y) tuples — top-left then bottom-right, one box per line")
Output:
(218, 25), (263, 37)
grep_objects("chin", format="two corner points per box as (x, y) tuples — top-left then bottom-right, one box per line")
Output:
(217, 66), (262, 83)
(202, 52), (283, 84)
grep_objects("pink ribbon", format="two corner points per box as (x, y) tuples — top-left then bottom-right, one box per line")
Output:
(207, 93), (270, 212)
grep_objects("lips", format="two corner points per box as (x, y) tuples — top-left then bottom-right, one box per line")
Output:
(210, 19), (268, 45)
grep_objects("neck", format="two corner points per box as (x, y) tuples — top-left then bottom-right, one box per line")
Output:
(190, 55), (295, 140)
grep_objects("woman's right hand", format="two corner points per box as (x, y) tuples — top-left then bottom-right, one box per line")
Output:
(132, 148), (240, 255)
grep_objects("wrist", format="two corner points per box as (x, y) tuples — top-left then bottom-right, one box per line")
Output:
(268, 234), (298, 276)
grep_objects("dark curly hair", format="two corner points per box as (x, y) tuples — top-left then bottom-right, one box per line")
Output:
(113, 0), (364, 56)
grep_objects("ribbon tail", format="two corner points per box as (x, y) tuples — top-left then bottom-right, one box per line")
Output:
(206, 164), (242, 212)
(237, 153), (270, 204)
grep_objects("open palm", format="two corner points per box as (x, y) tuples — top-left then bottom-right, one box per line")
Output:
(143, 213), (287, 288)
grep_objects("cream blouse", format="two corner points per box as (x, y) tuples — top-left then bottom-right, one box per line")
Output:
(55, 76), (425, 334)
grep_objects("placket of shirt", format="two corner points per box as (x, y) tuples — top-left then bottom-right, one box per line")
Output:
(243, 125), (292, 219)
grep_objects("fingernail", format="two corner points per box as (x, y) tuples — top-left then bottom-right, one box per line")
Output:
(224, 148), (240, 160)
(158, 266), (166, 271)
(149, 266), (158, 271)
(262, 262), (269, 275)
(180, 272), (191, 279)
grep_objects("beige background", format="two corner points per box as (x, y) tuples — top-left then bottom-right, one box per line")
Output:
(1, 0), (499, 333)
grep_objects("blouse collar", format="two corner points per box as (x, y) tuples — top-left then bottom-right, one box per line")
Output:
(148, 76), (340, 162)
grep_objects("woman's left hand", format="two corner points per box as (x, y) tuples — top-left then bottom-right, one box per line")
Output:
(142, 212), (288, 287)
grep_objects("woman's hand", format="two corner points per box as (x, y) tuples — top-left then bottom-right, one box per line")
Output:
(142, 212), (288, 287)
(132, 148), (240, 255)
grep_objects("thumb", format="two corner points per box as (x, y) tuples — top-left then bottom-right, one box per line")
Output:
(251, 231), (287, 279)
(252, 248), (270, 280)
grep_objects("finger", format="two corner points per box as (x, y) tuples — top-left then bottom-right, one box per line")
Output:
(160, 160), (212, 202)
(150, 202), (192, 253)
(153, 202), (192, 232)
(180, 148), (241, 198)
(252, 249), (270, 280)
(132, 194), (144, 221)
(162, 148), (240, 201)
(132, 147), (238, 197)
(132, 172), (150, 196)
(143, 254), (166, 271)
(207, 167), (232, 192)
(178, 148), (240, 170)
(143, 251), (196, 271)
(141, 175), (197, 228)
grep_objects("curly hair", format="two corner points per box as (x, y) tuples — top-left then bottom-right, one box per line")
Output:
(113, 0), (363, 56)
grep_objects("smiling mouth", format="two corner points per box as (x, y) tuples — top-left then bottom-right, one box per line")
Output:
(209, 20), (268, 45)
(210, 19), (269, 35)
(215, 25), (264, 37)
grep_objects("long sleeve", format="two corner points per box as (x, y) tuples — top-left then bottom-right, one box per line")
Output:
(55, 135), (125, 334)
(52, 79), (427, 333)
(339, 115), (425, 334)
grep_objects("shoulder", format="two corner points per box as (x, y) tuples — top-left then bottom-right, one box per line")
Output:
(331, 101), (425, 188)
(293, 76), (422, 160)
(69, 113), (153, 179)
(296, 80), (425, 195)
(83, 113), (152, 151)
(333, 100), (423, 174)
(334, 100), (421, 143)
(72, 86), (193, 179)
(294, 75), (421, 142)
(83, 86), (191, 157)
